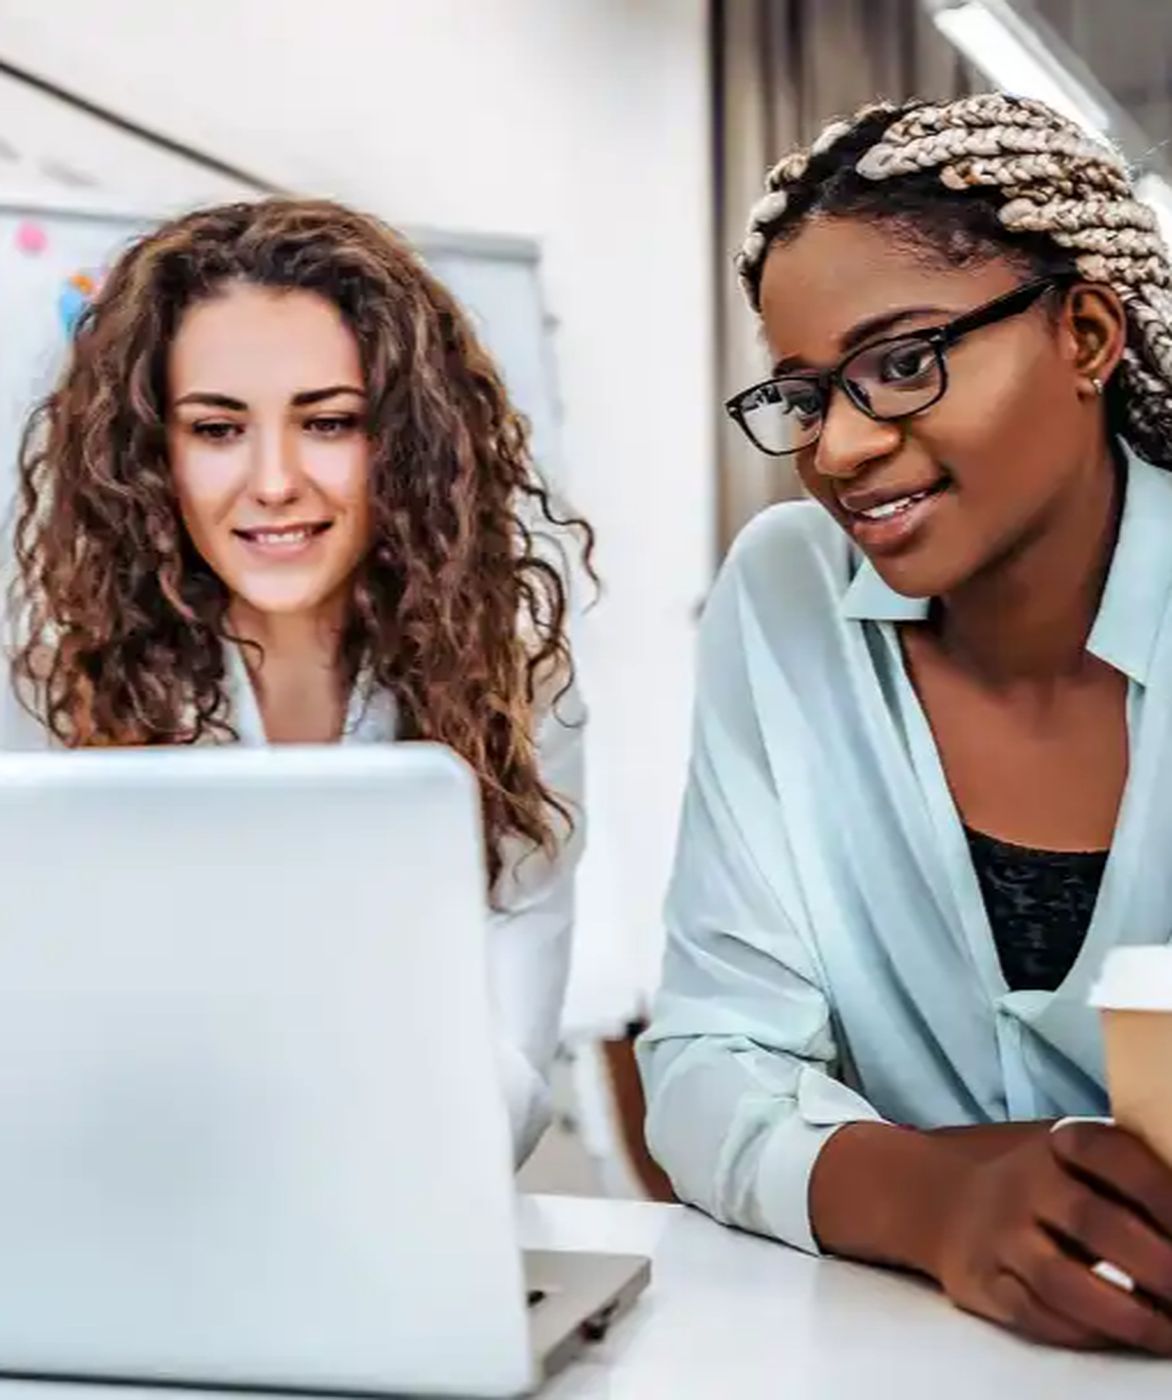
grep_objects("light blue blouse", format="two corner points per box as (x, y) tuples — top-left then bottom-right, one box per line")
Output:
(638, 449), (1172, 1255)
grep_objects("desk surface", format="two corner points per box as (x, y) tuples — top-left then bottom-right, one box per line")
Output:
(518, 1194), (1170, 1400)
(0, 1194), (1163, 1400)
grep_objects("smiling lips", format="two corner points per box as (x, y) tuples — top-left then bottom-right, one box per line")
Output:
(836, 477), (951, 550)
(232, 521), (333, 554)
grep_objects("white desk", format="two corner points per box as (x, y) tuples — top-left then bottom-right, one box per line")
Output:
(0, 1194), (1163, 1400)
(518, 1194), (1170, 1399)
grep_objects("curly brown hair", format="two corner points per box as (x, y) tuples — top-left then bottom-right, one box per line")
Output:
(11, 197), (595, 886)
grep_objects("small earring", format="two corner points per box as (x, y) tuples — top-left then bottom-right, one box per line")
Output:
(1090, 375), (1104, 396)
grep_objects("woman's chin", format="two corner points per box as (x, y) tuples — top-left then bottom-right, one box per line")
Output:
(865, 549), (972, 602)
(226, 576), (345, 621)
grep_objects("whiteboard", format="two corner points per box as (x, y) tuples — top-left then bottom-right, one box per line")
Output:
(0, 199), (563, 533)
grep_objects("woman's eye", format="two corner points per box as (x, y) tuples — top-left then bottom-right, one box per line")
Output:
(192, 420), (242, 442)
(783, 386), (822, 423)
(878, 342), (935, 385)
(305, 414), (359, 437)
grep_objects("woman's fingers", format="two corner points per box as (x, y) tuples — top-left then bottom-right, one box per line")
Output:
(937, 1124), (1172, 1354)
(1008, 1228), (1172, 1357)
(1037, 1179), (1172, 1310)
(1051, 1121), (1172, 1239)
(987, 1268), (1104, 1351)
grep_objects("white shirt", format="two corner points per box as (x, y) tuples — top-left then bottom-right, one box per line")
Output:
(639, 448), (1172, 1254)
(2, 644), (586, 1166)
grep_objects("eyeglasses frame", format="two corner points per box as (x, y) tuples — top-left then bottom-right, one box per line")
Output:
(724, 273), (1080, 458)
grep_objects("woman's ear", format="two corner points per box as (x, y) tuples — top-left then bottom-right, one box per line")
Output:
(1063, 282), (1128, 398)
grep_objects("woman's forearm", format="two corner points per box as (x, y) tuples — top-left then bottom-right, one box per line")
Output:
(807, 1120), (1046, 1275)
(809, 1123), (963, 1274)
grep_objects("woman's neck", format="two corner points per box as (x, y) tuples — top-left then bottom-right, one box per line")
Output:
(228, 600), (350, 744)
(932, 448), (1123, 687)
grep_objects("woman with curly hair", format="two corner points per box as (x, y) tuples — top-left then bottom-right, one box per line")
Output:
(6, 197), (594, 1166)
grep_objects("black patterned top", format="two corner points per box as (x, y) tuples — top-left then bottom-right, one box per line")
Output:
(964, 827), (1108, 993)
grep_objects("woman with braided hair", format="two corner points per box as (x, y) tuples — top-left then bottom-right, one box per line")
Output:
(640, 94), (1172, 1350)
(4, 198), (593, 1167)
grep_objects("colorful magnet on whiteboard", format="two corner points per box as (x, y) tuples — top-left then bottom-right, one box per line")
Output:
(16, 221), (48, 255)
(59, 271), (98, 336)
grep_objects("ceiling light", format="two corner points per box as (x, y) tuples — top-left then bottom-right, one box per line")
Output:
(930, 0), (1110, 135)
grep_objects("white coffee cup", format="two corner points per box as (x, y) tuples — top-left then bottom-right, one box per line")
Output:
(1089, 945), (1172, 1166)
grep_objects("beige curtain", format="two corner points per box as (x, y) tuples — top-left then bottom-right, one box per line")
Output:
(713, 0), (978, 550)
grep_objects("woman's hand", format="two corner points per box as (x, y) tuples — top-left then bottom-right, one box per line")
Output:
(933, 1120), (1172, 1351)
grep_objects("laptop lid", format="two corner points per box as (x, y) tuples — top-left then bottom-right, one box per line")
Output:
(0, 744), (534, 1398)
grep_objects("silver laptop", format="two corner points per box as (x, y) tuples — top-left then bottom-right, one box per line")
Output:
(0, 744), (648, 1397)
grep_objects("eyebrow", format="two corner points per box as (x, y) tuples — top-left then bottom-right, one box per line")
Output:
(770, 305), (951, 376)
(172, 385), (367, 410)
(292, 385), (366, 407)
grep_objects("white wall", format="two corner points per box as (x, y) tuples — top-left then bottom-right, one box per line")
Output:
(0, 66), (257, 208)
(0, 0), (716, 1022)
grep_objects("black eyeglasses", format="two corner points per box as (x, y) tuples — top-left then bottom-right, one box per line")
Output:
(725, 275), (1075, 457)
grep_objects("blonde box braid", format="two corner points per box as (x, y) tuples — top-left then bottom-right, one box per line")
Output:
(736, 94), (1172, 469)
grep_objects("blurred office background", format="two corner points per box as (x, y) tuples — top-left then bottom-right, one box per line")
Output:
(0, 0), (1169, 1196)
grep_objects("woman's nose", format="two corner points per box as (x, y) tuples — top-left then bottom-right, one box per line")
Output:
(248, 427), (301, 505)
(812, 386), (902, 482)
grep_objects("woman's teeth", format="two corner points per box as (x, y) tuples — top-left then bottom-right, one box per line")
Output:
(857, 487), (939, 521)
(251, 527), (314, 543)
(238, 523), (328, 545)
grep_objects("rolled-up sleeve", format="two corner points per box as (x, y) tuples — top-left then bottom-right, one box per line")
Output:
(637, 541), (881, 1254)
